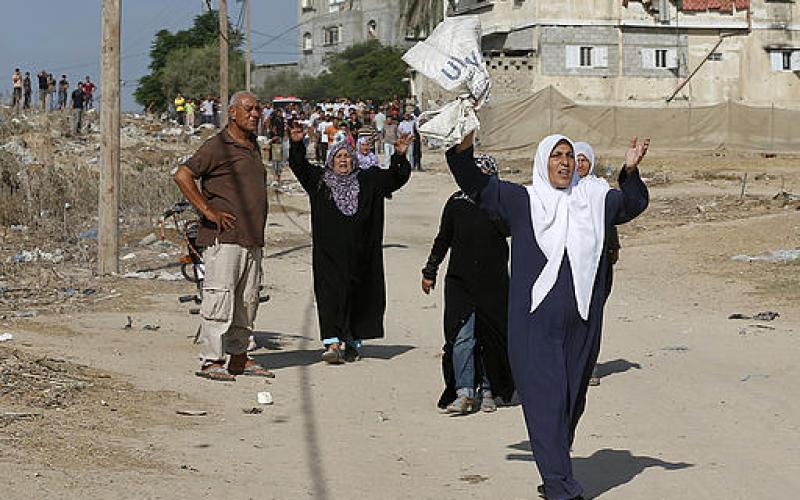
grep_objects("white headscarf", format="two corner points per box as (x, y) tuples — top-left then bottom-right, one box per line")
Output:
(526, 135), (610, 320)
(574, 141), (596, 175)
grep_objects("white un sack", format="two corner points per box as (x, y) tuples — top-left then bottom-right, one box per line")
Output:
(402, 16), (491, 148)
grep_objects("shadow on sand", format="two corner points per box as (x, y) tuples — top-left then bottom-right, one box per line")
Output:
(506, 443), (693, 497)
(250, 340), (414, 370)
(594, 358), (642, 379)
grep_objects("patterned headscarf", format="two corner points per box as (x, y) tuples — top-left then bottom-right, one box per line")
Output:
(475, 154), (498, 176)
(356, 136), (379, 170)
(323, 140), (360, 216)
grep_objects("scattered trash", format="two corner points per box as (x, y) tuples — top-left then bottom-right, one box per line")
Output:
(772, 191), (800, 202)
(729, 311), (780, 321)
(138, 233), (158, 246)
(7, 248), (64, 264)
(0, 333), (14, 342)
(82, 288), (97, 296)
(376, 411), (389, 423)
(660, 345), (690, 352)
(11, 310), (39, 318)
(123, 270), (183, 281)
(100, 400), (109, 406)
(176, 410), (207, 416)
(142, 324), (160, 331)
(78, 228), (98, 240)
(1, 412), (42, 421)
(732, 249), (800, 263)
(459, 474), (489, 484)
(180, 464), (199, 472)
(121, 252), (137, 261)
(124, 316), (133, 329)
(0, 139), (35, 165)
(243, 407), (263, 415)
(753, 311), (780, 321)
(257, 392), (273, 405)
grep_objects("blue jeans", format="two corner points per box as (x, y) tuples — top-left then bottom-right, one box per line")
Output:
(453, 313), (490, 399)
(323, 337), (362, 349)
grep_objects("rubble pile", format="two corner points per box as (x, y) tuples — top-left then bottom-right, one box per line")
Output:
(0, 108), (212, 314)
(0, 346), (99, 414)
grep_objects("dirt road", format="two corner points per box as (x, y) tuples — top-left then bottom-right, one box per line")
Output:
(2, 154), (799, 499)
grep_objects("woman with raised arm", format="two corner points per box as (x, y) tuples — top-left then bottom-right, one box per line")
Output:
(446, 132), (650, 500)
(288, 124), (412, 364)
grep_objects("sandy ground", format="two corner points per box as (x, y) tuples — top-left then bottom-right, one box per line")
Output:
(1, 150), (799, 499)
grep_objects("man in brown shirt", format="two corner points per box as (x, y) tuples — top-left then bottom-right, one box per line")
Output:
(174, 91), (273, 381)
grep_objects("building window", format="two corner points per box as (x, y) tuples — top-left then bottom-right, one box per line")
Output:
(303, 32), (313, 52)
(655, 49), (668, 68)
(405, 25), (428, 41)
(770, 50), (800, 72)
(367, 20), (377, 39)
(324, 26), (341, 46)
(329, 0), (346, 13)
(642, 48), (678, 69)
(301, 0), (314, 11)
(580, 46), (593, 67)
(566, 45), (608, 69)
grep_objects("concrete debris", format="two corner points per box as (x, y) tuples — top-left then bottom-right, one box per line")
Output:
(7, 248), (64, 264)
(0, 139), (35, 165)
(123, 270), (182, 281)
(121, 252), (137, 261)
(257, 392), (274, 405)
(732, 249), (800, 263)
(138, 233), (159, 246)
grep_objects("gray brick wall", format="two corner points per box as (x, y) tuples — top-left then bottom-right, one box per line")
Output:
(622, 31), (688, 78)
(540, 26), (619, 77)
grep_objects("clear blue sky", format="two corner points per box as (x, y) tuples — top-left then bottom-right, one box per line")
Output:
(0, 0), (299, 111)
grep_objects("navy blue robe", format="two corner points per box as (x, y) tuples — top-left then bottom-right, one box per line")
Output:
(447, 146), (648, 500)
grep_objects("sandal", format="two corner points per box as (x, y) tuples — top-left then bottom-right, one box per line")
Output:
(242, 362), (276, 378)
(321, 345), (344, 365)
(195, 364), (236, 382)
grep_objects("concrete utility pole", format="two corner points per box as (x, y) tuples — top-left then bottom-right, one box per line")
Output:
(219, 0), (229, 127)
(245, 0), (251, 91)
(99, 0), (121, 274)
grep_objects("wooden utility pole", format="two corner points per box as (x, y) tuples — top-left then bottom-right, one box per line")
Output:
(219, 0), (229, 127)
(245, 0), (251, 91)
(99, 0), (121, 274)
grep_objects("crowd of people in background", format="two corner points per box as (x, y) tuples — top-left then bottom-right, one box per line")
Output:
(10, 68), (96, 115)
(256, 96), (422, 187)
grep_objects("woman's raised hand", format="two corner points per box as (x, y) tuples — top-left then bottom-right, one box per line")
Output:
(624, 136), (650, 172)
(289, 124), (305, 144)
(395, 133), (413, 156)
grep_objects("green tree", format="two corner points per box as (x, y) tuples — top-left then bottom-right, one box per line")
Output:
(256, 41), (410, 103)
(159, 43), (245, 102)
(134, 10), (243, 111)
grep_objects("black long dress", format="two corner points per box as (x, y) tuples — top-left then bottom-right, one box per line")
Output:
(422, 192), (515, 408)
(288, 141), (411, 342)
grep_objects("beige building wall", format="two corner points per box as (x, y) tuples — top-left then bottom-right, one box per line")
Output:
(438, 0), (800, 108)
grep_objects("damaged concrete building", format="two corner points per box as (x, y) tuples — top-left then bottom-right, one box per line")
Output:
(431, 0), (800, 108)
(296, 0), (420, 75)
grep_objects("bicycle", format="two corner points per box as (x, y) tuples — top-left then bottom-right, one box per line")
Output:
(161, 200), (270, 315)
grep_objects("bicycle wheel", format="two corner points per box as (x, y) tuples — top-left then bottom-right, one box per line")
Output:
(180, 262), (200, 283)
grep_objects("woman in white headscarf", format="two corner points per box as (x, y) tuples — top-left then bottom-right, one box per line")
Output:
(574, 141), (620, 387)
(446, 132), (649, 500)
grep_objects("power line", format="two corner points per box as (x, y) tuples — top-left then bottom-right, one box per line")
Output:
(251, 23), (302, 52)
